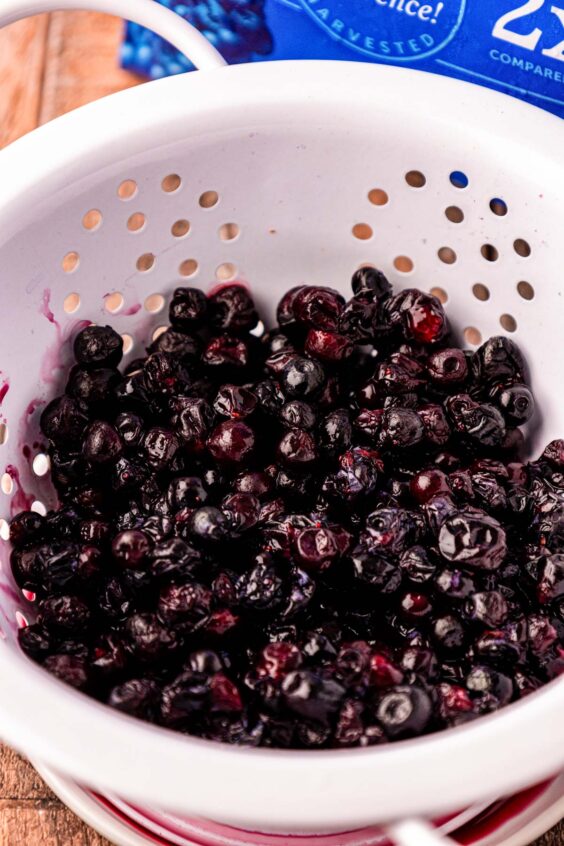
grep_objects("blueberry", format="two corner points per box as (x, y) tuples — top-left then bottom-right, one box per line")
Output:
(189, 506), (232, 543)
(466, 665), (514, 712)
(214, 384), (257, 418)
(67, 366), (122, 407)
(161, 670), (211, 725)
(115, 412), (145, 448)
(351, 266), (392, 301)
(282, 670), (345, 724)
(169, 286), (208, 330)
(277, 429), (317, 467)
(305, 329), (353, 362)
(150, 328), (200, 361)
(172, 397), (214, 446)
(74, 325), (123, 368)
(9, 511), (45, 549)
(280, 356), (325, 399)
(492, 383), (534, 426)
(350, 545), (402, 592)
(236, 556), (284, 610)
(473, 336), (525, 385)
(318, 409), (352, 456)
(209, 284), (258, 334)
(427, 348), (468, 386)
(438, 510), (507, 570)
(379, 408), (424, 450)
(83, 421), (122, 463)
(376, 686), (432, 738)
(40, 396), (88, 446)
(157, 582), (211, 630)
(280, 401), (317, 431)
(43, 654), (89, 690)
(126, 612), (177, 662)
(293, 286), (345, 331)
(109, 678), (160, 719)
(208, 420), (255, 464)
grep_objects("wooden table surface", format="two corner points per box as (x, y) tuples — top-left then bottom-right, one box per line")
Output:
(0, 9), (562, 845)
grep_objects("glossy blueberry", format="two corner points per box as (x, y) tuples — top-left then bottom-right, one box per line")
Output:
(74, 324), (123, 368)
(280, 356), (325, 399)
(209, 284), (258, 334)
(169, 286), (208, 330)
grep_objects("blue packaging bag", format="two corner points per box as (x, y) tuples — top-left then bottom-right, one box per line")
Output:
(121, 0), (564, 118)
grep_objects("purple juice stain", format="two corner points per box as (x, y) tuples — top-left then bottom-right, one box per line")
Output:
(122, 303), (142, 316)
(0, 380), (10, 405)
(5, 465), (34, 516)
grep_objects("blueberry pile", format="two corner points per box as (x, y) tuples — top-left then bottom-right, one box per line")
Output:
(12, 271), (564, 748)
(121, 0), (273, 79)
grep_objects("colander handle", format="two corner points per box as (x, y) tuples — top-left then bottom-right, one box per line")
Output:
(0, 0), (227, 70)
(386, 818), (456, 846)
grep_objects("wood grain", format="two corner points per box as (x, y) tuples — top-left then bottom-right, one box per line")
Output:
(40, 11), (140, 124)
(0, 7), (562, 845)
(0, 15), (50, 148)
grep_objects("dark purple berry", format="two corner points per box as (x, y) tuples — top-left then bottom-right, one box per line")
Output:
(143, 427), (179, 468)
(209, 284), (258, 334)
(438, 510), (507, 570)
(350, 545), (401, 592)
(109, 678), (160, 719)
(276, 285), (306, 328)
(318, 409), (352, 456)
(427, 348), (468, 386)
(214, 384), (257, 418)
(112, 530), (151, 568)
(492, 383), (534, 426)
(149, 328), (200, 361)
(465, 591), (509, 627)
(410, 469), (450, 504)
(40, 396), (88, 446)
(280, 356), (325, 399)
(38, 595), (90, 634)
(379, 408), (424, 450)
(161, 670), (211, 725)
(233, 471), (271, 498)
(208, 420), (255, 464)
(158, 582), (211, 630)
(277, 429), (316, 467)
(67, 366), (122, 407)
(466, 665), (513, 712)
(83, 421), (122, 463)
(43, 654), (89, 689)
(172, 397), (214, 447)
(305, 329), (352, 362)
(9, 511), (45, 549)
(18, 624), (53, 663)
(222, 493), (260, 532)
(169, 286), (208, 330)
(473, 336), (525, 385)
(432, 615), (466, 655)
(400, 546), (436, 584)
(74, 324), (123, 368)
(115, 412), (144, 447)
(280, 401), (316, 430)
(189, 506), (231, 543)
(236, 557), (284, 610)
(293, 286), (345, 331)
(282, 670), (345, 724)
(376, 686), (432, 738)
(351, 266), (392, 301)
(126, 612), (177, 662)
(203, 335), (249, 369)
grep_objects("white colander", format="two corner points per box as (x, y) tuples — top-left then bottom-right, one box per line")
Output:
(0, 2), (563, 845)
